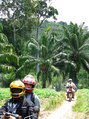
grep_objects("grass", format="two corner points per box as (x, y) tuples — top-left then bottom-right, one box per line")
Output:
(34, 88), (66, 110)
(0, 88), (10, 107)
(42, 91), (65, 110)
(34, 88), (61, 98)
(73, 89), (89, 118)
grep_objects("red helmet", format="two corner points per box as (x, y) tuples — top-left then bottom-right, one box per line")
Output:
(23, 75), (35, 92)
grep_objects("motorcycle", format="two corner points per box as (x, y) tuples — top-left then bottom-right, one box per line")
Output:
(66, 84), (73, 102)
(0, 106), (39, 119)
(0, 112), (21, 119)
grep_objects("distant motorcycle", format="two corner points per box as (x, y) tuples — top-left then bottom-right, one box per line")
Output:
(66, 84), (73, 102)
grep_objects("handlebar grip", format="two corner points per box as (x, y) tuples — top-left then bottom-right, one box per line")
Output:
(2, 112), (22, 119)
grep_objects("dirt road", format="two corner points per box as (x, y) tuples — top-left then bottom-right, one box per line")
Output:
(39, 98), (76, 119)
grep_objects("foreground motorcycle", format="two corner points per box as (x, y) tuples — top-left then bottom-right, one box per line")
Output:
(0, 106), (39, 119)
(0, 112), (21, 119)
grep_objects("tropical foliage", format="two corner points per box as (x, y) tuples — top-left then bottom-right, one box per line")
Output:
(16, 28), (60, 88)
(61, 22), (89, 83)
(0, 23), (19, 87)
(0, 0), (89, 89)
(0, 23), (19, 73)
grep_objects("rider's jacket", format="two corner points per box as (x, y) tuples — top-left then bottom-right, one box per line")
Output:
(66, 82), (77, 92)
(25, 92), (40, 118)
(25, 92), (40, 109)
(0, 97), (37, 119)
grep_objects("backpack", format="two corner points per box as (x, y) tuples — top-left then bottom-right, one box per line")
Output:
(31, 92), (35, 104)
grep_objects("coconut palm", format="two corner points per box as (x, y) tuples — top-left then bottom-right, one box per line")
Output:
(61, 22), (89, 83)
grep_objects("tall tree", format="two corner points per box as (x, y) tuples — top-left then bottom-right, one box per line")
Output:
(0, 0), (38, 55)
(35, 0), (58, 73)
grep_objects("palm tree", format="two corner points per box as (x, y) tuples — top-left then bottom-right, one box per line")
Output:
(16, 28), (59, 88)
(61, 22), (89, 83)
(0, 23), (19, 74)
(53, 52), (76, 83)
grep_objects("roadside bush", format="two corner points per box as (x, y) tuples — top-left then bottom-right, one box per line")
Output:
(0, 73), (15, 88)
(0, 88), (10, 107)
(78, 70), (89, 89)
(73, 89), (89, 116)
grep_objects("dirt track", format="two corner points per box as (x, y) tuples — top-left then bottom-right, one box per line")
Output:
(39, 98), (76, 119)
(39, 96), (89, 119)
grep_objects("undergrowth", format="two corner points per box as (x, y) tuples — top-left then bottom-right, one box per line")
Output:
(42, 91), (65, 110)
(73, 89), (89, 118)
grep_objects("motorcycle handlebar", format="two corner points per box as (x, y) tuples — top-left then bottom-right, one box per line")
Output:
(0, 112), (21, 119)
(24, 114), (37, 119)
(4, 112), (19, 117)
(0, 112), (38, 119)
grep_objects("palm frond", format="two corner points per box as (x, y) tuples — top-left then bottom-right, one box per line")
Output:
(0, 53), (19, 66)
(51, 65), (60, 74)
(81, 59), (89, 73)
(30, 38), (39, 46)
(0, 64), (16, 73)
(0, 33), (8, 43)
(79, 43), (89, 51)
(80, 52), (89, 63)
(28, 42), (39, 51)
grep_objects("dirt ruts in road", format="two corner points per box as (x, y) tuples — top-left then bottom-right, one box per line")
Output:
(39, 98), (76, 119)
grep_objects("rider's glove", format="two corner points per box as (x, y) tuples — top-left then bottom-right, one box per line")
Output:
(3, 114), (11, 119)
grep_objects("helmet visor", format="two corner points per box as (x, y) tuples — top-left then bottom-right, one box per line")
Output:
(11, 88), (22, 93)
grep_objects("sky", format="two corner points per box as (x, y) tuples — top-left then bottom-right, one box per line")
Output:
(50, 0), (89, 27)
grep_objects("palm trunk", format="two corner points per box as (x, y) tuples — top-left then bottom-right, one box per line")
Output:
(36, 27), (39, 74)
(62, 72), (66, 83)
(69, 68), (78, 84)
(42, 72), (46, 88)
(12, 24), (16, 46)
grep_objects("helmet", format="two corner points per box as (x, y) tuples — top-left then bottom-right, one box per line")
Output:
(68, 78), (72, 82)
(23, 75), (35, 92)
(10, 80), (25, 98)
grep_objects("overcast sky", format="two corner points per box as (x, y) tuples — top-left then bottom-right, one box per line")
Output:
(51, 0), (89, 27)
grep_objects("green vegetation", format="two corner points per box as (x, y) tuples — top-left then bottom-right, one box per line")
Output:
(34, 88), (60, 98)
(78, 69), (89, 89)
(42, 91), (65, 110)
(73, 89), (89, 117)
(0, 88), (10, 107)
(34, 88), (66, 110)
(0, 88), (65, 110)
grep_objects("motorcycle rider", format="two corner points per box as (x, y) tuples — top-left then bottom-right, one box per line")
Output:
(66, 78), (77, 98)
(0, 80), (37, 119)
(23, 75), (40, 118)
